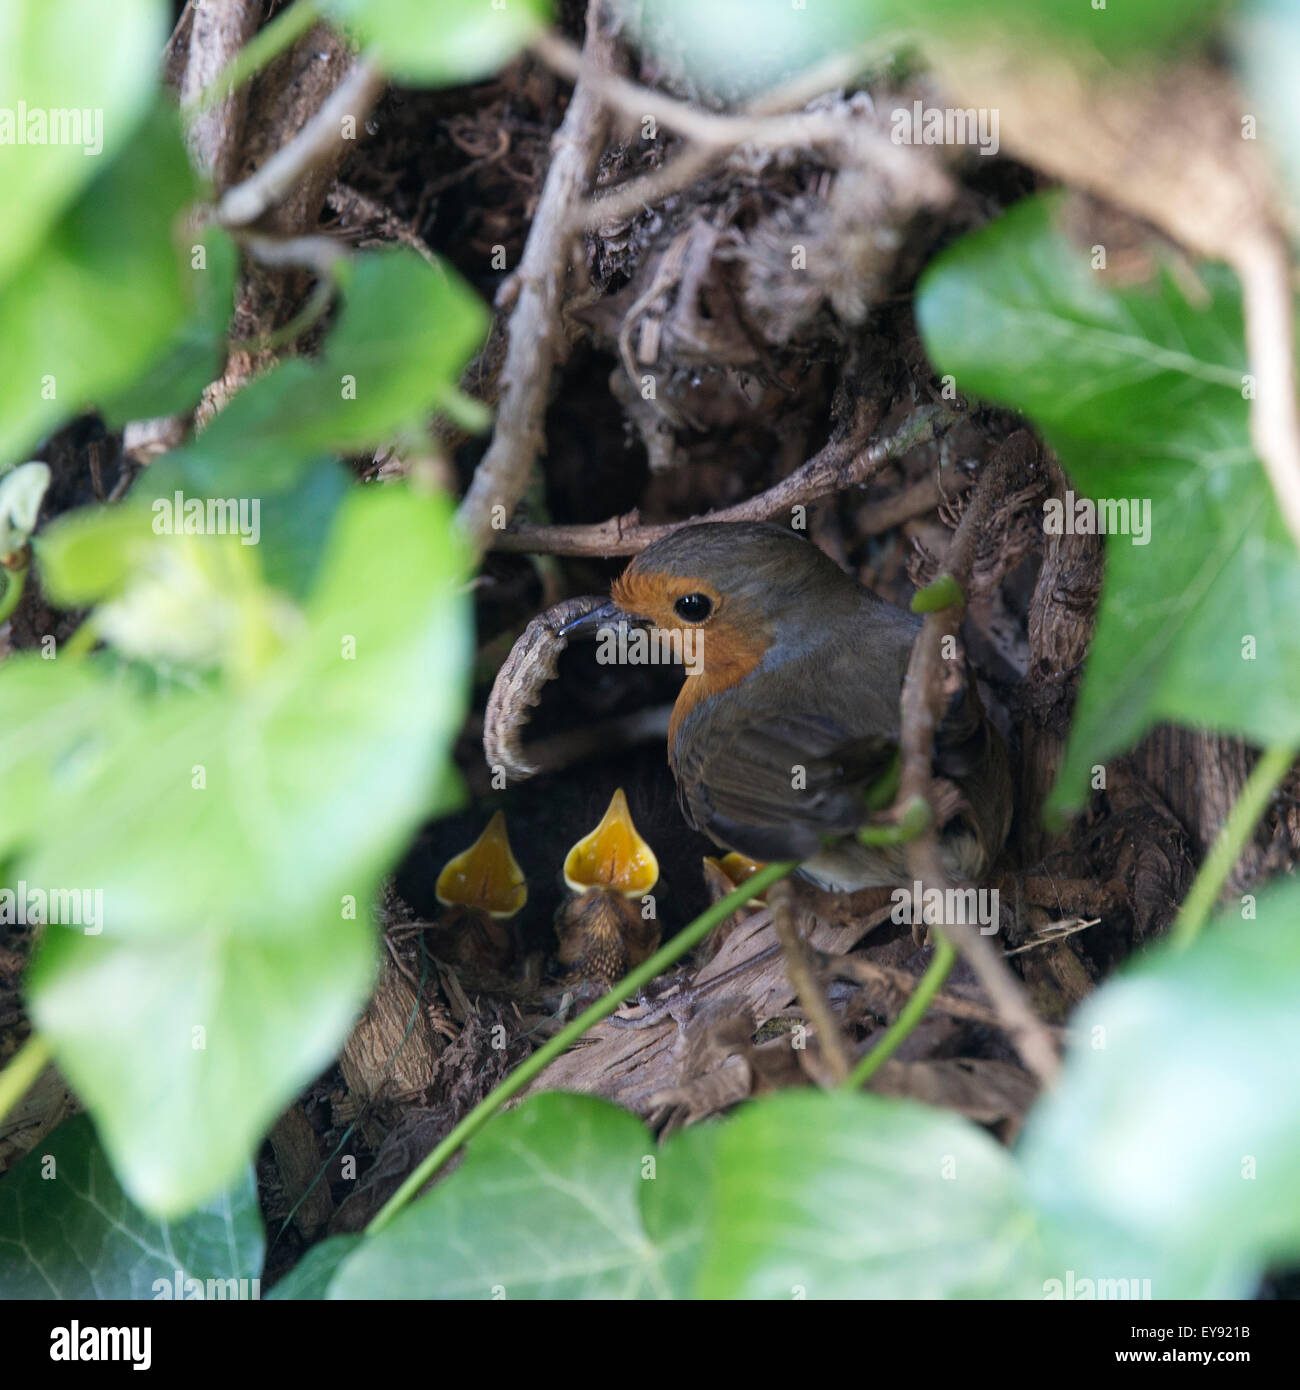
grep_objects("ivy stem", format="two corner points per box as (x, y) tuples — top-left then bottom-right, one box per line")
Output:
(1170, 742), (1298, 950)
(366, 858), (798, 1234)
(187, 0), (323, 112)
(0, 564), (27, 625)
(843, 933), (956, 1090)
(0, 1034), (52, 1127)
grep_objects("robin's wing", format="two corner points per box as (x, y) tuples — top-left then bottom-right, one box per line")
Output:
(676, 710), (897, 862)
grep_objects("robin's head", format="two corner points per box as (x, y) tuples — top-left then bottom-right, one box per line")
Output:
(612, 520), (856, 658)
(560, 521), (855, 703)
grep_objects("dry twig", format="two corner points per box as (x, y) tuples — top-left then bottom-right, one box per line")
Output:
(492, 403), (959, 556)
(532, 30), (950, 233)
(454, 0), (617, 556)
(768, 881), (852, 1084)
(897, 430), (1062, 1086)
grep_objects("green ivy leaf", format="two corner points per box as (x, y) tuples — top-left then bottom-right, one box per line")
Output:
(330, 1093), (683, 1298)
(0, 0), (168, 287)
(30, 505), (146, 606)
(0, 658), (138, 863)
(1235, 0), (1300, 219)
(28, 916), (374, 1222)
(0, 1114), (262, 1299)
(677, 1090), (1044, 1298)
(99, 228), (240, 427)
(25, 485), (471, 941)
(267, 1235), (362, 1299)
(874, 0), (1236, 54)
(0, 101), (201, 468)
(255, 459), (353, 601)
(145, 248), (488, 497)
(618, 0), (1233, 99)
(320, 0), (550, 85)
(613, 0), (878, 100)
(1019, 885), (1300, 1297)
(916, 193), (1300, 810)
(326, 1088), (1043, 1299)
(13, 484), (471, 1214)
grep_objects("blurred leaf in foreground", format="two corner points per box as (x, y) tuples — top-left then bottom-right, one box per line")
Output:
(320, 0), (550, 85)
(12, 484), (471, 1215)
(145, 248), (488, 498)
(0, 102), (199, 467)
(618, 0), (1234, 100)
(1019, 884), (1300, 1297)
(0, 0), (168, 286)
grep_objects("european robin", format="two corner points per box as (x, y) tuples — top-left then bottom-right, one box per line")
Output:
(563, 521), (1010, 892)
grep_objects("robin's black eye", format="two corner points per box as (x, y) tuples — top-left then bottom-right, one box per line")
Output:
(673, 592), (713, 623)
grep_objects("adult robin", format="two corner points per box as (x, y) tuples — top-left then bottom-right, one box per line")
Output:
(563, 521), (1010, 893)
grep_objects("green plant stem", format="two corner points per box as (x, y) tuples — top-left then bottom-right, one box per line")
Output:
(1170, 741), (1298, 950)
(911, 572), (964, 614)
(843, 933), (956, 1090)
(0, 564), (26, 624)
(187, 0), (323, 112)
(61, 621), (97, 662)
(367, 858), (798, 1234)
(0, 1034), (53, 1126)
(858, 795), (930, 847)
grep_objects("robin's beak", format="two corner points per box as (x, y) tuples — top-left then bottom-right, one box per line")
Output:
(436, 810), (528, 918)
(558, 600), (649, 640)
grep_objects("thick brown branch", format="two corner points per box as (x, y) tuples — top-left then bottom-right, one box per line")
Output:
(178, 0), (261, 192)
(217, 58), (386, 227)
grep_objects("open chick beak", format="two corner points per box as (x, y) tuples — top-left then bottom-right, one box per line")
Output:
(563, 787), (660, 897)
(702, 851), (770, 905)
(436, 809), (527, 918)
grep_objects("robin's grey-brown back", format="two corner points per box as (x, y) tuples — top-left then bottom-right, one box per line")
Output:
(603, 521), (1010, 890)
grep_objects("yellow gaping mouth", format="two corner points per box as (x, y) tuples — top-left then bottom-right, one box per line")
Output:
(435, 809), (527, 919)
(703, 851), (769, 903)
(562, 788), (660, 898)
